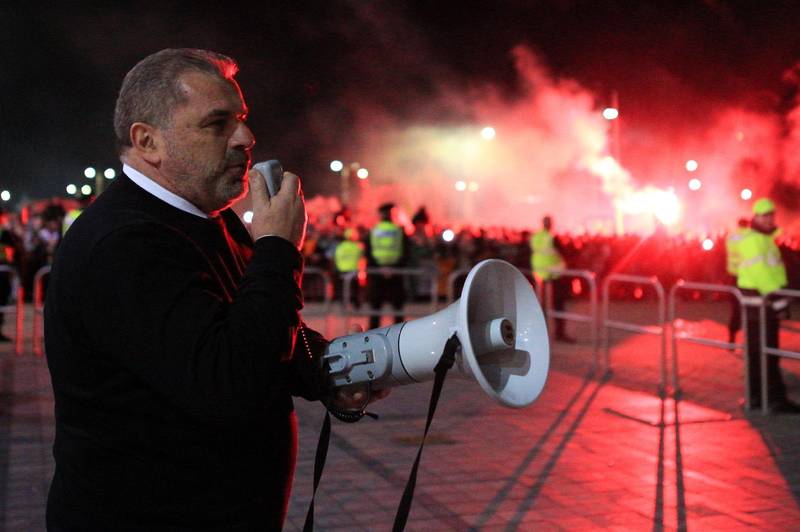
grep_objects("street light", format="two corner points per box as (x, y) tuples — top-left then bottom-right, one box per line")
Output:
(603, 91), (621, 163)
(330, 160), (367, 205)
(602, 108), (619, 120)
(84, 165), (117, 195)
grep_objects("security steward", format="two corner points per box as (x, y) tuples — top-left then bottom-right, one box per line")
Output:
(334, 227), (364, 309)
(531, 215), (574, 343)
(366, 203), (407, 329)
(737, 198), (797, 412)
(725, 217), (749, 344)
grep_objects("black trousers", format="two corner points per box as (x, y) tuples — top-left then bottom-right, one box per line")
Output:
(744, 302), (786, 406)
(368, 273), (405, 329)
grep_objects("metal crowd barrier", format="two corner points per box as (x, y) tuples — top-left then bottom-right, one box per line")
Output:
(341, 267), (438, 319)
(32, 265), (52, 357)
(668, 281), (747, 403)
(542, 268), (599, 369)
(760, 289), (800, 414)
(602, 273), (667, 394)
(0, 265), (24, 355)
(300, 266), (332, 316)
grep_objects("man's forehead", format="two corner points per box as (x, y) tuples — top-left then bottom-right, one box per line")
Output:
(176, 71), (246, 111)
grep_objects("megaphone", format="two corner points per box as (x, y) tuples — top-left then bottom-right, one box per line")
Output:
(323, 259), (549, 407)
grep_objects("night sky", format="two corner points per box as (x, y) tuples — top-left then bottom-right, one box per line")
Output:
(3, 1), (800, 215)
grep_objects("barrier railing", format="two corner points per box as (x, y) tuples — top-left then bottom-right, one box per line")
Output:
(760, 289), (800, 414)
(602, 273), (667, 394)
(542, 268), (599, 369)
(300, 267), (332, 316)
(341, 267), (438, 319)
(668, 281), (747, 403)
(32, 265), (52, 357)
(0, 265), (24, 355)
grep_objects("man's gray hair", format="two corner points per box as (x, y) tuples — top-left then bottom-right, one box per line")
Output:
(113, 48), (239, 153)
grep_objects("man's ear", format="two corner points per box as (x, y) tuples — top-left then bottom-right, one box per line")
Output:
(129, 122), (163, 165)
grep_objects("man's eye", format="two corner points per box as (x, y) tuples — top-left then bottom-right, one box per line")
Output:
(208, 120), (226, 128)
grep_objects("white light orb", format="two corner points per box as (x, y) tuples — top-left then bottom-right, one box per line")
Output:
(84, 167), (96, 178)
(81, 184), (93, 195)
(243, 211), (254, 223)
(740, 188), (752, 200)
(104, 168), (116, 179)
(685, 160), (698, 172)
(688, 178), (701, 191)
(602, 107), (619, 120)
(455, 180), (467, 191)
(356, 168), (369, 179)
(442, 229), (455, 242)
(480, 126), (496, 140)
(66, 184), (77, 195)
(0, 190), (9, 202)
(330, 160), (344, 172)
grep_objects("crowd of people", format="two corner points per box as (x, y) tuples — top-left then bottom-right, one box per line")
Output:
(298, 205), (800, 305)
(2, 200), (800, 312)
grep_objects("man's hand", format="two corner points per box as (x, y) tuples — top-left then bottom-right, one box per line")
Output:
(332, 385), (391, 410)
(248, 168), (307, 250)
(330, 322), (391, 410)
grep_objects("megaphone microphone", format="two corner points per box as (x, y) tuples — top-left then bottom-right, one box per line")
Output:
(322, 259), (550, 408)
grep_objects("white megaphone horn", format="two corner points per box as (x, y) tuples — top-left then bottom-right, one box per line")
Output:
(323, 259), (550, 408)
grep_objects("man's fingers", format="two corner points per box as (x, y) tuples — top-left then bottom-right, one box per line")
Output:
(248, 168), (269, 204)
(280, 172), (300, 197)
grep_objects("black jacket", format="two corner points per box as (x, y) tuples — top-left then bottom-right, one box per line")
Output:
(45, 174), (327, 531)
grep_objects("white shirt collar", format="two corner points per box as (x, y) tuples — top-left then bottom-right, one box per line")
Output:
(123, 164), (209, 219)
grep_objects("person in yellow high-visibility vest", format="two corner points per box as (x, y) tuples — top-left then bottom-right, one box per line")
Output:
(62, 208), (84, 235)
(531, 215), (573, 343)
(725, 217), (749, 344)
(737, 198), (797, 412)
(366, 203), (407, 329)
(334, 227), (364, 309)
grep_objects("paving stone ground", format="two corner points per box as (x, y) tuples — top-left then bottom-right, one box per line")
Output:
(2, 299), (799, 531)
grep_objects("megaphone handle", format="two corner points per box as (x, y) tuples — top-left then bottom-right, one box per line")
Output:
(392, 333), (460, 532)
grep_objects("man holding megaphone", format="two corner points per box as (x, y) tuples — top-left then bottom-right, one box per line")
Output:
(44, 48), (387, 532)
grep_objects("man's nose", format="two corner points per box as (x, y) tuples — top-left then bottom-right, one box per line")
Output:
(231, 122), (255, 151)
